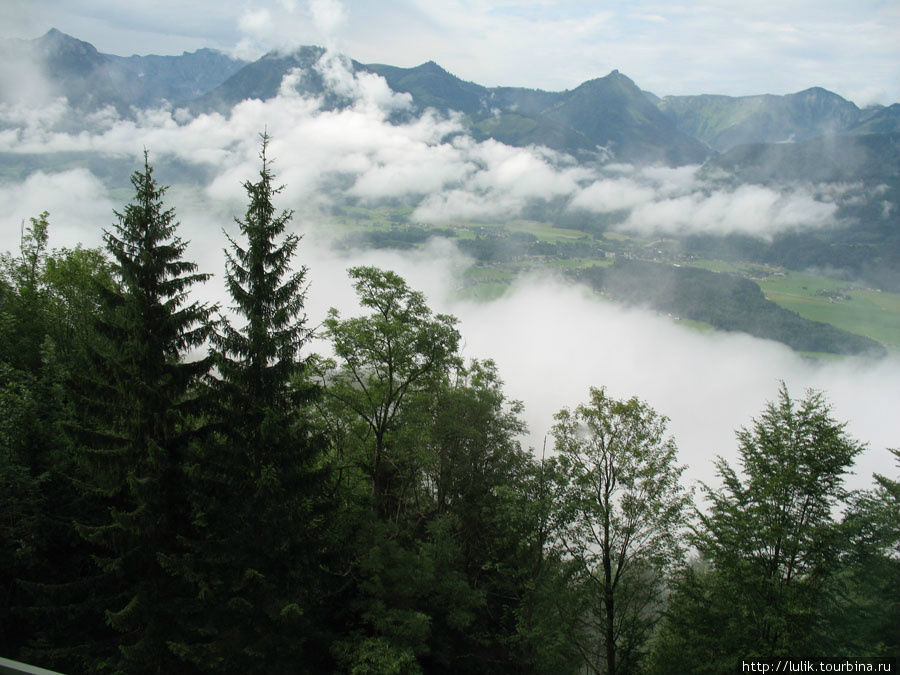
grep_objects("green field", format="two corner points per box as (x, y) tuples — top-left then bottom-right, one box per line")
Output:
(759, 273), (900, 351)
(684, 260), (900, 352)
(502, 219), (589, 242)
(458, 265), (518, 301)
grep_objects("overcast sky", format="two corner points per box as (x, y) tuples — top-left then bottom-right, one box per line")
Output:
(2, 0), (899, 106)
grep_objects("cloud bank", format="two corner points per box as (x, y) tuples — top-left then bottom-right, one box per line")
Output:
(298, 236), (900, 495)
(0, 51), (853, 243)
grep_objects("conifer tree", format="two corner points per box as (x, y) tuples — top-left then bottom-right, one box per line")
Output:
(170, 133), (331, 672)
(70, 153), (213, 673)
(214, 132), (316, 477)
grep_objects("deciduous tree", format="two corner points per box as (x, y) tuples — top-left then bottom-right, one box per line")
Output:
(652, 385), (866, 671)
(322, 266), (460, 520)
(548, 387), (691, 675)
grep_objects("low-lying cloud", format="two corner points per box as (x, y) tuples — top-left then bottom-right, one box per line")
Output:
(623, 183), (838, 238)
(0, 169), (115, 249)
(1, 49), (854, 240)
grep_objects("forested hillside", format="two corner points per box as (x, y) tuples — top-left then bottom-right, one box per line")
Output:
(576, 261), (886, 356)
(1, 143), (898, 673)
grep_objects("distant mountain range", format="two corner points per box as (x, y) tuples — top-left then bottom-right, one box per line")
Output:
(0, 28), (247, 114)
(6, 29), (898, 169)
(185, 45), (707, 165)
(657, 89), (900, 151)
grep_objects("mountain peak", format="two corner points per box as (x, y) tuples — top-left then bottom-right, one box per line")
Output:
(33, 27), (104, 66)
(41, 27), (71, 40)
(605, 69), (636, 86)
(574, 69), (639, 95)
(416, 60), (448, 75)
(262, 44), (325, 62)
(793, 86), (840, 99)
(37, 27), (86, 47)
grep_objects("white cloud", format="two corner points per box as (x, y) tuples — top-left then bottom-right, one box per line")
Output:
(238, 8), (273, 35)
(309, 0), (347, 36)
(624, 184), (837, 238)
(467, 140), (587, 199)
(570, 177), (655, 212)
(569, 165), (839, 239)
(412, 189), (524, 223)
(314, 52), (413, 112)
(0, 169), (115, 251)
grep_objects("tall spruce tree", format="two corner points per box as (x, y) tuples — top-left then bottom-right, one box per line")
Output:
(70, 153), (213, 673)
(170, 133), (330, 672)
(215, 132), (315, 477)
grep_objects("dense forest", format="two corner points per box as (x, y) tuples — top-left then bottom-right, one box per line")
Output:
(1, 137), (897, 674)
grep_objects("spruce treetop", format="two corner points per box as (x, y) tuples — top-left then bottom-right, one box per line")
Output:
(217, 132), (310, 375)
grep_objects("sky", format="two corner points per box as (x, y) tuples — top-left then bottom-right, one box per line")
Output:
(2, 0), (900, 106)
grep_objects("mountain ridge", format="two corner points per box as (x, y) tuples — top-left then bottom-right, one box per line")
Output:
(191, 46), (710, 165)
(658, 88), (898, 152)
(0, 28), (247, 113)
(7, 29), (898, 167)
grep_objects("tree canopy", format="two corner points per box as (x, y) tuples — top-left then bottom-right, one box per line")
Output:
(2, 148), (895, 674)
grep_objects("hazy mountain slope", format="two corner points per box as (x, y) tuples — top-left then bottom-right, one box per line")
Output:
(540, 71), (708, 164)
(658, 88), (863, 151)
(704, 132), (900, 183)
(197, 48), (709, 165)
(104, 49), (249, 108)
(0, 29), (246, 113)
(371, 65), (709, 163)
(852, 104), (900, 134)
(187, 46), (334, 113)
(365, 60), (489, 115)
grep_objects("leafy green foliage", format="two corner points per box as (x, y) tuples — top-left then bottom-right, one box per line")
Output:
(653, 385), (866, 670)
(0, 213), (120, 671)
(548, 387), (692, 674)
(322, 265), (461, 519)
(828, 449), (900, 656)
